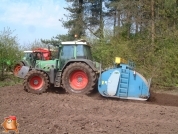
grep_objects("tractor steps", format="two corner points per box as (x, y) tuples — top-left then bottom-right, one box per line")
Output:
(54, 72), (61, 87)
(118, 69), (129, 97)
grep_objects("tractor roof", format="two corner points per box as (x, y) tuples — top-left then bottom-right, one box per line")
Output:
(24, 51), (33, 53)
(33, 48), (49, 53)
(61, 39), (91, 46)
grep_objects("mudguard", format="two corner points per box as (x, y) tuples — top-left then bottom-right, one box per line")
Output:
(61, 59), (100, 72)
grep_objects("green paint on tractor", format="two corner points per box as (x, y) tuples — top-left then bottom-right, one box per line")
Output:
(35, 60), (56, 72)
(17, 39), (101, 95)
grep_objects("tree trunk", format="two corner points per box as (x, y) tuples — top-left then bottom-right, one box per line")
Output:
(113, 10), (116, 36)
(127, 0), (131, 39)
(151, 0), (155, 46)
(1, 62), (4, 79)
(174, 0), (178, 30)
(135, 19), (138, 33)
(117, 9), (121, 37)
(99, 0), (104, 39)
(78, 0), (84, 38)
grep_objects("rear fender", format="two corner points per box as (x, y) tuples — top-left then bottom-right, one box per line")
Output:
(61, 59), (98, 72)
(18, 66), (51, 84)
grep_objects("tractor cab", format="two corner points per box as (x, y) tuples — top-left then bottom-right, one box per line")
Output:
(32, 48), (51, 60)
(59, 40), (93, 69)
(33, 39), (96, 71)
(23, 51), (33, 61)
(22, 48), (51, 66)
(61, 40), (92, 60)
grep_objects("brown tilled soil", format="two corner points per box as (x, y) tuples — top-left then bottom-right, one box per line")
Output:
(0, 84), (178, 134)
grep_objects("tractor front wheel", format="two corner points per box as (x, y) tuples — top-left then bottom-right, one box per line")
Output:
(62, 62), (97, 94)
(23, 70), (49, 94)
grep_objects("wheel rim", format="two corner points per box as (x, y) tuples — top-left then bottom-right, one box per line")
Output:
(29, 76), (44, 90)
(69, 70), (88, 90)
(14, 65), (22, 76)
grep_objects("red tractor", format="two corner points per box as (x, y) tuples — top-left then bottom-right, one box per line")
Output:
(13, 48), (51, 76)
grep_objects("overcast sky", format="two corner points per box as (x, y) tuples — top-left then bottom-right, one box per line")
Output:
(0, 0), (68, 46)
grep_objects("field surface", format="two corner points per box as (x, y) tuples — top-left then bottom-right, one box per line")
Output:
(0, 84), (178, 134)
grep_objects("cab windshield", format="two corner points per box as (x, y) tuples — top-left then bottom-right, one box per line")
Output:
(61, 45), (92, 60)
(76, 45), (92, 60)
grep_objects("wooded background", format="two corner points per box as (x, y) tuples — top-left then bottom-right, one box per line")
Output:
(1, 0), (178, 89)
(57, 0), (178, 88)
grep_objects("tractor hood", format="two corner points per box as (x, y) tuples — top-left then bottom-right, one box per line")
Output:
(35, 60), (56, 72)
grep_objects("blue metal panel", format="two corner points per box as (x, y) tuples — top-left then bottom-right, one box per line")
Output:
(98, 69), (118, 96)
(126, 70), (149, 98)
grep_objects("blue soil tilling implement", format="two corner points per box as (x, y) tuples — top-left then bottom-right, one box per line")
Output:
(98, 57), (151, 101)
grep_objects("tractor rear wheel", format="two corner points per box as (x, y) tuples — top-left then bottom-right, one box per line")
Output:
(62, 62), (97, 94)
(23, 70), (49, 94)
(13, 62), (24, 76)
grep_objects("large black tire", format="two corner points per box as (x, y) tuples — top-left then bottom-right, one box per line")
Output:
(62, 62), (97, 94)
(23, 70), (49, 94)
(13, 62), (24, 76)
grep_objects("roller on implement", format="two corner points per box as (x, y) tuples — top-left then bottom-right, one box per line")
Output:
(98, 57), (151, 101)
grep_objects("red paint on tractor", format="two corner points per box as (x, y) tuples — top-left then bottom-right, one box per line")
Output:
(69, 70), (88, 90)
(33, 48), (51, 60)
(29, 76), (44, 90)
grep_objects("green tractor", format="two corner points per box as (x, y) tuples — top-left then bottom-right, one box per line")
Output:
(13, 48), (51, 76)
(17, 39), (101, 94)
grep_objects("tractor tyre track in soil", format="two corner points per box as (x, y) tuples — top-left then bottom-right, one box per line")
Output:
(0, 84), (178, 134)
